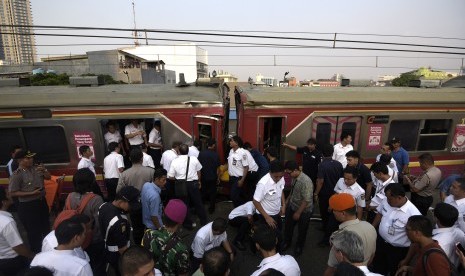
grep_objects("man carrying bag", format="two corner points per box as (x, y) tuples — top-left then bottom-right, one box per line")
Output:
(168, 143), (207, 230)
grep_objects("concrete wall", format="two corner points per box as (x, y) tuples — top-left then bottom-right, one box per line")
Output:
(87, 50), (119, 78)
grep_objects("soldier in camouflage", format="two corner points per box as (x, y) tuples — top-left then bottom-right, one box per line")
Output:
(142, 199), (189, 276)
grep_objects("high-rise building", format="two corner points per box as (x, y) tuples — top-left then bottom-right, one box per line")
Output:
(0, 0), (36, 64)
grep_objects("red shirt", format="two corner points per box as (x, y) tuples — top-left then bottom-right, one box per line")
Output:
(413, 241), (451, 276)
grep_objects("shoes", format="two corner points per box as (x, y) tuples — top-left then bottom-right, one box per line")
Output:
(281, 242), (291, 252)
(294, 247), (303, 257)
(234, 240), (246, 251)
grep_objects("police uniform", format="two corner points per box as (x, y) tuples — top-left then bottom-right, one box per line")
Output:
(334, 178), (366, 209)
(372, 197), (421, 275)
(444, 195), (465, 233)
(244, 150), (260, 200)
(228, 147), (249, 207)
(98, 202), (131, 275)
(9, 167), (49, 253)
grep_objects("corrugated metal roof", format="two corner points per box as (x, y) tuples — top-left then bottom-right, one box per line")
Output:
(0, 84), (224, 108)
(239, 86), (465, 105)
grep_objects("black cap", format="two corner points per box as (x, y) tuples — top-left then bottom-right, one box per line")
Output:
(119, 186), (141, 211)
(391, 137), (401, 143)
(14, 150), (36, 159)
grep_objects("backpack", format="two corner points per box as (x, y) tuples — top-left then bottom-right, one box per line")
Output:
(422, 247), (459, 276)
(54, 193), (97, 249)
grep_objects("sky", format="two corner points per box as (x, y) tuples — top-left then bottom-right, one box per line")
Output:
(30, 0), (465, 81)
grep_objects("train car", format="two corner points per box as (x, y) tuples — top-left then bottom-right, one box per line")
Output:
(0, 82), (230, 197)
(234, 86), (465, 177)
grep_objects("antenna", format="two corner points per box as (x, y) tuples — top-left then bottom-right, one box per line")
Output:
(131, 0), (140, 46)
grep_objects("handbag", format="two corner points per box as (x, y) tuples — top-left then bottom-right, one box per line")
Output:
(175, 157), (190, 198)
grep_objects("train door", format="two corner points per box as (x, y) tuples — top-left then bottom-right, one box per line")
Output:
(312, 116), (362, 150)
(193, 115), (220, 152)
(258, 116), (286, 159)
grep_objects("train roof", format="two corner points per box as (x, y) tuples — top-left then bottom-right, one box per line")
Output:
(0, 84), (225, 108)
(239, 86), (465, 105)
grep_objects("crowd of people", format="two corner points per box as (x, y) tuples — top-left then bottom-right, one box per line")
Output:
(2, 123), (465, 276)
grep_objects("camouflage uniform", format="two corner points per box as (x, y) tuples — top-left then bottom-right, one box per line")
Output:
(142, 227), (190, 276)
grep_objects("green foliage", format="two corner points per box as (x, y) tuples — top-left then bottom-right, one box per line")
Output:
(31, 73), (70, 86)
(81, 73), (126, 84)
(392, 72), (418, 87)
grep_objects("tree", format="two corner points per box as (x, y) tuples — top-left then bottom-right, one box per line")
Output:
(30, 73), (70, 86)
(392, 72), (418, 87)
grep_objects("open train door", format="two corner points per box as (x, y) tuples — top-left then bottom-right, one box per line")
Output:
(258, 116), (286, 160)
(312, 116), (362, 150)
(192, 115), (222, 156)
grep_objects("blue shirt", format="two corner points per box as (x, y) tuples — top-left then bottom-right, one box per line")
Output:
(392, 147), (409, 172)
(141, 182), (163, 230)
(250, 149), (269, 179)
(439, 174), (461, 194)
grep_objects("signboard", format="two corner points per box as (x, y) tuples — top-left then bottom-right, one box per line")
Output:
(367, 115), (389, 124)
(73, 131), (95, 159)
(367, 124), (383, 151)
(451, 124), (465, 152)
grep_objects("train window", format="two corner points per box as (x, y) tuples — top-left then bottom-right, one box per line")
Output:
(341, 122), (356, 146)
(418, 119), (451, 151)
(22, 127), (70, 163)
(199, 124), (212, 140)
(0, 128), (22, 164)
(388, 120), (420, 151)
(316, 123), (331, 150)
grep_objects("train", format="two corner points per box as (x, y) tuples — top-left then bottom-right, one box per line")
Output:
(1, 79), (464, 199)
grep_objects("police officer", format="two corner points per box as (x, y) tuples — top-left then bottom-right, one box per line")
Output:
(9, 150), (50, 253)
(98, 186), (141, 276)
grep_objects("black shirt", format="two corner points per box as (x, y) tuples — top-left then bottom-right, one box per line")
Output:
(350, 162), (372, 191)
(98, 202), (130, 248)
(198, 149), (220, 181)
(297, 147), (322, 183)
(317, 158), (343, 196)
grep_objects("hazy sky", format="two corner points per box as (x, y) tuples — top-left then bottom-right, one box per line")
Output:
(30, 0), (465, 81)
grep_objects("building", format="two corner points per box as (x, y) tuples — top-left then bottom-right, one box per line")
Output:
(0, 0), (36, 64)
(315, 79), (340, 87)
(256, 73), (277, 87)
(214, 70), (238, 82)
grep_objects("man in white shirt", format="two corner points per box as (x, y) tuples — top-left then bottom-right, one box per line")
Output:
(331, 230), (382, 276)
(228, 201), (256, 251)
(168, 144), (207, 228)
(244, 148), (260, 201)
(445, 178), (465, 233)
(31, 218), (93, 276)
(148, 121), (163, 169)
(0, 187), (34, 275)
(141, 144), (155, 169)
(104, 121), (123, 153)
(332, 132), (353, 168)
(161, 141), (181, 202)
(125, 119), (147, 149)
(120, 245), (162, 276)
(334, 166), (366, 220)
(368, 162), (395, 223)
(227, 136), (249, 207)
(376, 142), (398, 173)
(433, 202), (465, 268)
(191, 218), (234, 274)
(371, 183), (421, 275)
(188, 140), (201, 158)
(251, 224), (300, 276)
(104, 142), (125, 202)
(77, 145), (95, 175)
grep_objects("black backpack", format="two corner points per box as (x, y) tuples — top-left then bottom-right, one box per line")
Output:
(422, 247), (459, 276)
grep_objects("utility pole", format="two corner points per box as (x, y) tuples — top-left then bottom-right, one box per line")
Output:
(131, 0), (140, 46)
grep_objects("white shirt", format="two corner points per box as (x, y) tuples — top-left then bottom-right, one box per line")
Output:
(142, 152), (155, 169)
(148, 128), (162, 149)
(245, 150), (259, 172)
(103, 152), (124, 179)
(168, 155), (202, 181)
(30, 249), (93, 276)
(433, 226), (465, 268)
(41, 230), (90, 262)
(370, 176), (395, 208)
(125, 123), (145, 145)
(160, 149), (178, 171)
(191, 222), (227, 258)
(250, 253), (301, 276)
(104, 131), (122, 146)
(227, 148), (249, 177)
(376, 197), (421, 247)
(253, 173), (285, 216)
(334, 178), (366, 208)
(78, 157), (95, 175)
(444, 195), (465, 233)
(228, 201), (256, 220)
(332, 143), (353, 168)
(376, 154), (398, 173)
(358, 266), (383, 276)
(188, 146), (200, 158)
(0, 211), (23, 259)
